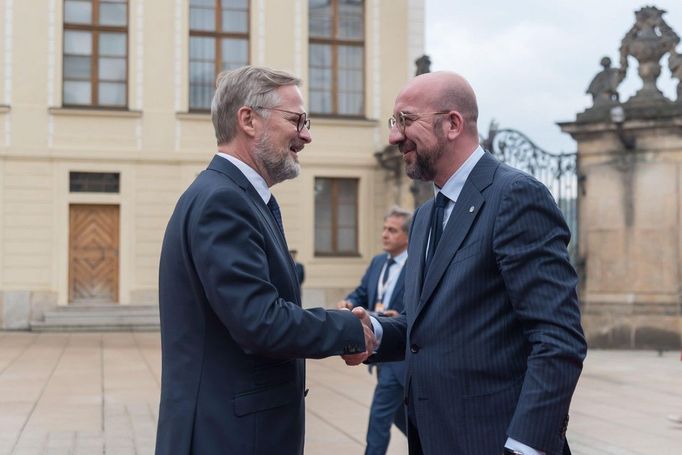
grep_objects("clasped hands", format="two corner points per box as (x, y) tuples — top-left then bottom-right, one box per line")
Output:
(342, 307), (376, 366)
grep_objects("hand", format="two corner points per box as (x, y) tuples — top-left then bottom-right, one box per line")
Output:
(382, 309), (400, 318)
(342, 307), (376, 366)
(336, 300), (353, 310)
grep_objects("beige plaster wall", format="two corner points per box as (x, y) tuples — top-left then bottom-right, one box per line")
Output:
(0, 0), (422, 323)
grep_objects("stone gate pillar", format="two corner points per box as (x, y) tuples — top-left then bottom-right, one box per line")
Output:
(559, 7), (682, 349)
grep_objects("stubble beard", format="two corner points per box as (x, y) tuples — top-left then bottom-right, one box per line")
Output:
(254, 130), (301, 185)
(404, 135), (446, 182)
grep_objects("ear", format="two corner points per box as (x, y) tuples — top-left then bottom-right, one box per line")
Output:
(445, 111), (465, 140)
(237, 106), (257, 138)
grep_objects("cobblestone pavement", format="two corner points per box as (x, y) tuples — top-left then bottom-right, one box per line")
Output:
(0, 332), (680, 454)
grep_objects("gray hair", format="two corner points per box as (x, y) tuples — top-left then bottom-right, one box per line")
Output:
(211, 66), (301, 145)
(384, 206), (413, 234)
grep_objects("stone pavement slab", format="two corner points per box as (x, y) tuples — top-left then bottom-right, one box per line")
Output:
(0, 332), (680, 454)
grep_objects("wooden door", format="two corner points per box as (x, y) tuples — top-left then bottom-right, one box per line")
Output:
(69, 204), (120, 303)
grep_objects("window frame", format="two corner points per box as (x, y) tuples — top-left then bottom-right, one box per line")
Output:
(62, 0), (129, 109)
(308, 0), (366, 118)
(188, 0), (251, 112)
(314, 177), (360, 257)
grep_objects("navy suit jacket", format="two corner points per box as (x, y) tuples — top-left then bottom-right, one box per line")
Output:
(346, 253), (406, 314)
(346, 253), (407, 383)
(155, 156), (366, 455)
(374, 152), (586, 455)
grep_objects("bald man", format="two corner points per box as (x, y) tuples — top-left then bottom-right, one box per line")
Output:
(345, 72), (586, 455)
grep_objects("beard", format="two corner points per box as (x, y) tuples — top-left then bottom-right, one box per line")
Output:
(253, 130), (301, 185)
(402, 133), (446, 181)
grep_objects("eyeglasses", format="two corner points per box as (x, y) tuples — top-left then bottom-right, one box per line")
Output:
(255, 106), (311, 133)
(388, 111), (451, 132)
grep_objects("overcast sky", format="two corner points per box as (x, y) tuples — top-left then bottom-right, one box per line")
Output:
(424, 0), (682, 154)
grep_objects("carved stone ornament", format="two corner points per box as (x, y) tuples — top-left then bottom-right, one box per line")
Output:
(619, 6), (680, 103)
(415, 55), (431, 76)
(586, 56), (625, 108)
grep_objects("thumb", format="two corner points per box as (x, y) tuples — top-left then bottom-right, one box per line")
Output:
(351, 306), (368, 320)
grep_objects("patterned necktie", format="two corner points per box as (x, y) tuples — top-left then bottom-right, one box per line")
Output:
(267, 196), (285, 235)
(425, 192), (449, 271)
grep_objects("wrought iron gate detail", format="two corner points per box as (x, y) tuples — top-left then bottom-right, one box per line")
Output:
(482, 126), (579, 264)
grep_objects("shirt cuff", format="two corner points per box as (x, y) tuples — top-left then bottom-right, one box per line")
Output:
(505, 437), (545, 455)
(369, 315), (383, 352)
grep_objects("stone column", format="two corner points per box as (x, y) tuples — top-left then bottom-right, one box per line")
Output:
(559, 105), (682, 348)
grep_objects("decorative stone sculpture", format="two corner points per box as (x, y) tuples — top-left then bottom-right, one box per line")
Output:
(669, 49), (682, 103)
(619, 6), (680, 103)
(415, 55), (431, 76)
(586, 57), (625, 107)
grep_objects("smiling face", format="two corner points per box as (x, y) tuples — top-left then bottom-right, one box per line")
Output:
(388, 80), (448, 183)
(388, 72), (479, 187)
(253, 85), (312, 185)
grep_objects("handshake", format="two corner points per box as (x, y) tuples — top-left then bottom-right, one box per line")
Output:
(341, 307), (378, 366)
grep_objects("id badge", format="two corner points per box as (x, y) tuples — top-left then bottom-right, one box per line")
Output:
(374, 302), (385, 313)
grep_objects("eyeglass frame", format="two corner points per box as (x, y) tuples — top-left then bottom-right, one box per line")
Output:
(254, 106), (311, 133)
(388, 111), (452, 132)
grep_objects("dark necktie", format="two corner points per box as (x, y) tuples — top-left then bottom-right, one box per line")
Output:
(267, 196), (285, 235)
(379, 257), (396, 305)
(381, 258), (396, 285)
(425, 192), (449, 271)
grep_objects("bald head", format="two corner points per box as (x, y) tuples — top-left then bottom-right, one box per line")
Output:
(400, 71), (479, 136)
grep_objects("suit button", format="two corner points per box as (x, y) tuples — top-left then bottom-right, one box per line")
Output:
(410, 344), (420, 353)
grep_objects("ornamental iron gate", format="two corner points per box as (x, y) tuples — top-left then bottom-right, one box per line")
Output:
(482, 124), (580, 266)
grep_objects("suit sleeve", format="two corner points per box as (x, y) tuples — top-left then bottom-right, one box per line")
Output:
(370, 314), (408, 363)
(190, 188), (366, 359)
(493, 174), (587, 453)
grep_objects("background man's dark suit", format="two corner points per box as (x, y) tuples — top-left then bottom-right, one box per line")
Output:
(375, 152), (586, 455)
(156, 157), (365, 454)
(346, 253), (406, 314)
(346, 253), (407, 454)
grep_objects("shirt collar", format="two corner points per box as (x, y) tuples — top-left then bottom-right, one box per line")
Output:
(434, 145), (485, 203)
(217, 152), (271, 204)
(389, 249), (408, 266)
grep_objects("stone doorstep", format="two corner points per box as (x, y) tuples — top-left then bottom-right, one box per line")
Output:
(30, 304), (160, 332)
(30, 322), (160, 332)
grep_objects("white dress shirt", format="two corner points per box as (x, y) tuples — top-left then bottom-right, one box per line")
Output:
(217, 152), (272, 204)
(375, 249), (407, 309)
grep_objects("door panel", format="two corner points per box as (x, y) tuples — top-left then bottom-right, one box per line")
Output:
(69, 204), (120, 303)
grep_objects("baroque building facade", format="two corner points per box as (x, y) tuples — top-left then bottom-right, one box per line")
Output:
(0, 0), (424, 328)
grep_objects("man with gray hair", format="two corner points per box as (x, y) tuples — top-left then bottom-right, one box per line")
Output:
(155, 66), (373, 455)
(337, 206), (412, 455)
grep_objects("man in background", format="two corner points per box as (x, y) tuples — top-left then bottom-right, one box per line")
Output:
(337, 207), (411, 455)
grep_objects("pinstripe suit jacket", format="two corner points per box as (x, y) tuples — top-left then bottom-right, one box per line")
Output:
(374, 152), (586, 455)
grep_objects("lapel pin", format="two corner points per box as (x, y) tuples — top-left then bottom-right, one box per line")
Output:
(469, 206), (475, 213)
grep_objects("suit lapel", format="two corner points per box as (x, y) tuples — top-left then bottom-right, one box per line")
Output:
(411, 200), (432, 295)
(415, 152), (500, 317)
(388, 267), (406, 311)
(207, 156), (301, 302)
(367, 256), (385, 310)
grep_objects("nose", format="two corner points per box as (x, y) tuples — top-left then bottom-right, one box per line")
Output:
(299, 127), (312, 144)
(388, 126), (404, 145)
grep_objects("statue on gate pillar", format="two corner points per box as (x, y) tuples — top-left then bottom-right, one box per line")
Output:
(670, 49), (682, 103)
(586, 57), (625, 107)
(618, 6), (680, 103)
